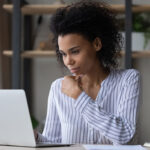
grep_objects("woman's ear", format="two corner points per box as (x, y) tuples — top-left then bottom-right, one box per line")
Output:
(93, 37), (102, 52)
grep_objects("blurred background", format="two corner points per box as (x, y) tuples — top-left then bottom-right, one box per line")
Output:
(0, 0), (150, 144)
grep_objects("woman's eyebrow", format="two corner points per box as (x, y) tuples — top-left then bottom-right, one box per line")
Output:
(68, 46), (80, 51)
(59, 46), (80, 53)
(59, 50), (65, 53)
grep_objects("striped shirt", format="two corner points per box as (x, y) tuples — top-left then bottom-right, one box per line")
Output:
(37, 69), (140, 145)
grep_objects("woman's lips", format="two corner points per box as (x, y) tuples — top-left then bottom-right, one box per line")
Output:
(70, 67), (80, 73)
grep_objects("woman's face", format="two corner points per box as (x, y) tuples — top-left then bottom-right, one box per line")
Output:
(58, 33), (101, 76)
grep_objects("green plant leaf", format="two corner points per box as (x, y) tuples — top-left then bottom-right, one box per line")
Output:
(31, 116), (39, 129)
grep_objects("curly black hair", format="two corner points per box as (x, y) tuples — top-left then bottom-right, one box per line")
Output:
(50, 0), (122, 70)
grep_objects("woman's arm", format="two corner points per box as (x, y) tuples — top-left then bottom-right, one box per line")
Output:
(37, 83), (62, 143)
(62, 71), (140, 144)
(74, 71), (140, 144)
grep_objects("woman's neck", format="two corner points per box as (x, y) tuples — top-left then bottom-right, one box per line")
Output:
(81, 63), (109, 87)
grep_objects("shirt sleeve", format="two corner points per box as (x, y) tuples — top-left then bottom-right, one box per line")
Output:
(74, 71), (140, 144)
(37, 83), (62, 143)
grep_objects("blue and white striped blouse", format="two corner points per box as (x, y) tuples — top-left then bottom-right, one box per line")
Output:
(37, 69), (140, 145)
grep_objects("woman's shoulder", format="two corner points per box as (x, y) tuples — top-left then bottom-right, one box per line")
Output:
(112, 68), (140, 82)
(113, 68), (139, 76)
(51, 77), (64, 88)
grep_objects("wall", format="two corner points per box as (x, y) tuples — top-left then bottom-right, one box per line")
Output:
(0, 59), (1, 89)
(134, 59), (150, 144)
(0, 1), (11, 89)
(30, 0), (150, 144)
(32, 57), (69, 123)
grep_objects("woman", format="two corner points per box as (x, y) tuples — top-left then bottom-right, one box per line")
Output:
(36, 0), (140, 145)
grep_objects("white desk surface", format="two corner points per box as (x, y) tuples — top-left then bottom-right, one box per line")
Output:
(0, 145), (83, 150)
(0, 145), (150, 150)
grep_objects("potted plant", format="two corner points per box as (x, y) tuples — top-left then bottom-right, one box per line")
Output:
(118, 12), (150, 51)
(132, 12), (150, 50)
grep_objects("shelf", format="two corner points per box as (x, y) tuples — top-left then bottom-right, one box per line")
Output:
(3, 50), (150, 58)
(120, 51), (150, 58)
(3, 4), (150, 14)
(3, 50), (56, 58)
(3, 4), (66, 15)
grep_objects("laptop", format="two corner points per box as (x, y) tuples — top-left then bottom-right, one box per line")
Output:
(0, 89), (71, 147)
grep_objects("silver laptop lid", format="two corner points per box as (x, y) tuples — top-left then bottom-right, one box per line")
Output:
(0, 90), (36, 147)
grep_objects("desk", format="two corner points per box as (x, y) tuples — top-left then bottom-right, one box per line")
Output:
(0, 145), (83, 150)
(0, 145), (150, 150)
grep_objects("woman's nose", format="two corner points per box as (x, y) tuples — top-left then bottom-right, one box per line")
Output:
(64, 55), (74, 66)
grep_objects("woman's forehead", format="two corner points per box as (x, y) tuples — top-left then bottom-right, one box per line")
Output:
(58, 33), (89, 48)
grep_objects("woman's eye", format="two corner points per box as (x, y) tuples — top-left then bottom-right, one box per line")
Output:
(62, 53), (66, 56)
(72, 50), (79, 54)
(60, 51), (66, 56)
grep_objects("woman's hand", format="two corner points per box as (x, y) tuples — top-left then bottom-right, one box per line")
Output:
(61, 75), (82, 99)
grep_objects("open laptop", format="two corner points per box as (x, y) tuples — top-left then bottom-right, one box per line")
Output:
(0, 90), (71, 147)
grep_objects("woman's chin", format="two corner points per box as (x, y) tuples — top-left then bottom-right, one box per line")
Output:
(71, 72), (79, 76)
(73, 73), (84, 77)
